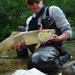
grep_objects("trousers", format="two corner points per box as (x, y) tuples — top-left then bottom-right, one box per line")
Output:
(27, 46), (70, 74)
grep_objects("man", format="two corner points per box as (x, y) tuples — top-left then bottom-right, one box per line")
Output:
(13, 0), (72, 74)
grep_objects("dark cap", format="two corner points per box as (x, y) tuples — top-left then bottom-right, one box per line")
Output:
(26, 0), (41, 5)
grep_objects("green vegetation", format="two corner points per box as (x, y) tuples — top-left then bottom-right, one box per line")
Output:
(0, 0), (75, 41)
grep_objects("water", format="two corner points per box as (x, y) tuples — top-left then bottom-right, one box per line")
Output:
(64, 40), (75, 60)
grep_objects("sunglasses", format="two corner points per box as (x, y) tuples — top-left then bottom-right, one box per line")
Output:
(27, 0), (41, 5)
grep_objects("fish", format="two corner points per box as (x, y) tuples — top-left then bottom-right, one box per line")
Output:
(0, 29), (55, 54)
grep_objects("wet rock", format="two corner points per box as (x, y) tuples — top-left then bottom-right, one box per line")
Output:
(62, 60), (75, 75)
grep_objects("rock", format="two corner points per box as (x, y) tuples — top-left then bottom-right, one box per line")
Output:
(12, 68), (46, 75)
(62, 60), (75, 75)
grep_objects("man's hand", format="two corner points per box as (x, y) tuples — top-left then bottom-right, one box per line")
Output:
(12, 40), (26, 50)
(41, 34), (62, 44)
(50, 32), (70, 42)
(50, 34), (62, 42)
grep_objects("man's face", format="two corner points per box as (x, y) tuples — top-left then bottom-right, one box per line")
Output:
(27, 0), (43, 13)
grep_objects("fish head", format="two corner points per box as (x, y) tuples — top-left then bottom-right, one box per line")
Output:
(38, 29), (55, 42)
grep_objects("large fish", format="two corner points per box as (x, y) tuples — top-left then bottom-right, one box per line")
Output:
(0, 29), (55, 54)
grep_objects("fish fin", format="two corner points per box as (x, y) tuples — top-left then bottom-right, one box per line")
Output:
(35, 43), (41, 49)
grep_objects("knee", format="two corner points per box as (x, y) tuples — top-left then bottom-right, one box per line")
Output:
(27, 52), (40, 69)
(27, 52), (48, 65)
(28, 53), (40, 65)
(27, 53), (60, 74)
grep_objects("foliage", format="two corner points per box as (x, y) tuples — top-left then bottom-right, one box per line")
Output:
(0, 24), (11, 41)
(0, 0), (75, 41)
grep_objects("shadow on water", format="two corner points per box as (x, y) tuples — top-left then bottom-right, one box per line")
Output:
(0, 40), (75, 75)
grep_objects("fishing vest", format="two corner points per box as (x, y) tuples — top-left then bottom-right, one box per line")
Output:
(28, 6), (64, 53)
(28, 6), (62, 35)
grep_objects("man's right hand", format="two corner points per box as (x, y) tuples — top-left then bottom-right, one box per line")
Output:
(12, 40), (26, 50)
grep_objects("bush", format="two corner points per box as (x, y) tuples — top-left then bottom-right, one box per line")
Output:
(0, 24), (11, 41)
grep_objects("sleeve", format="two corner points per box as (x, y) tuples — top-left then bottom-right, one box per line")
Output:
(49, 6), (72, 38)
